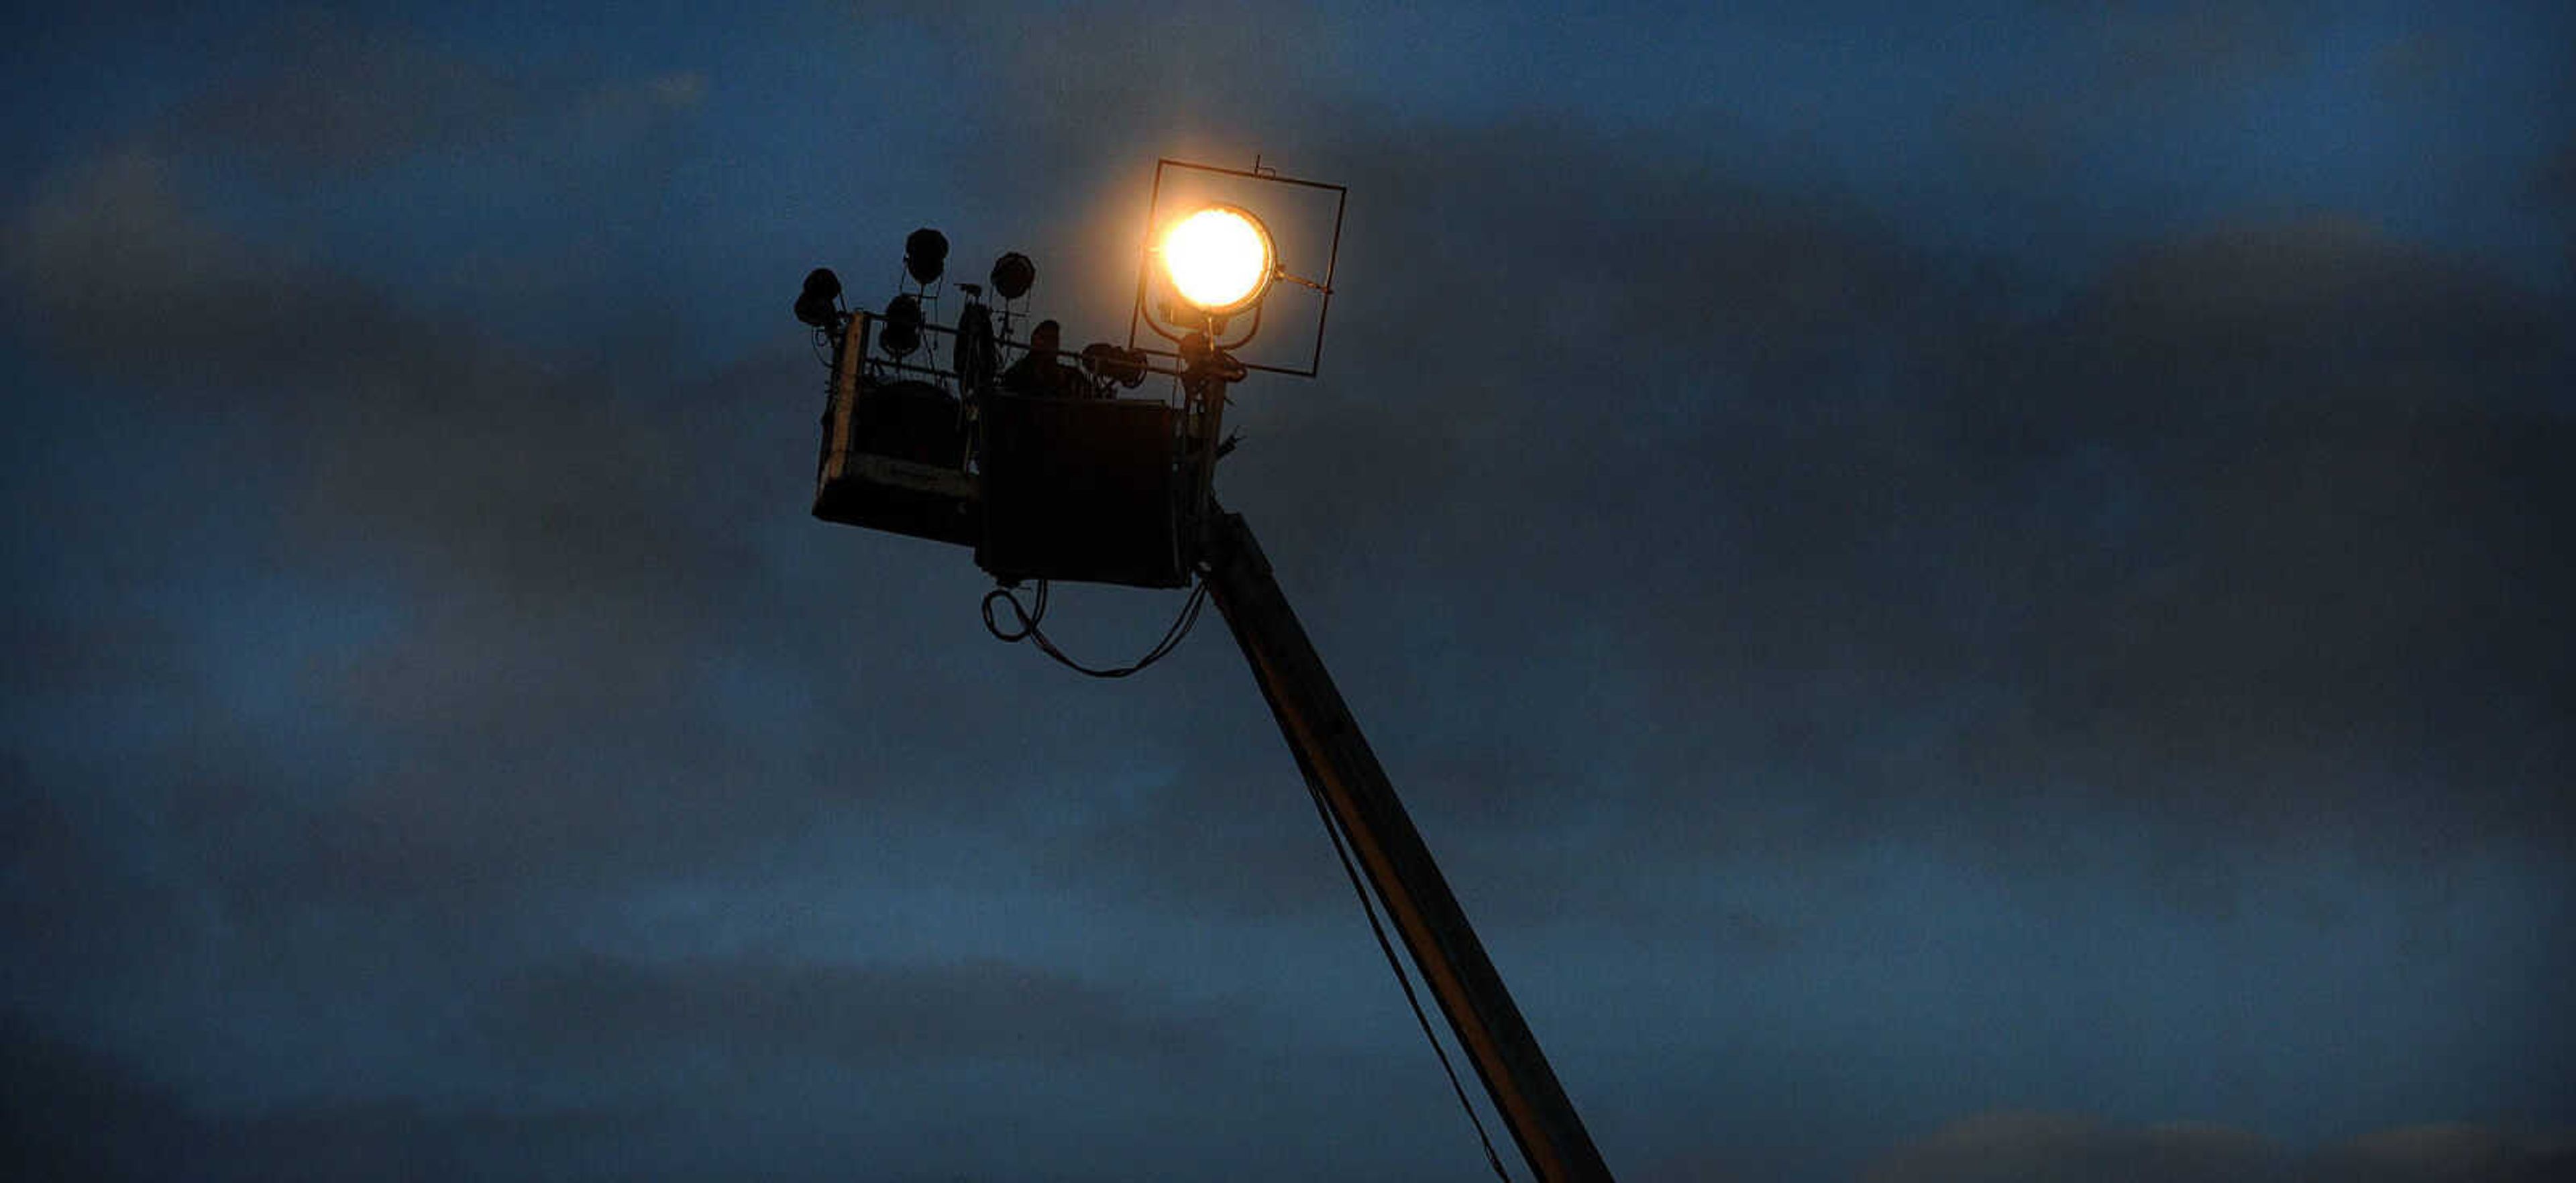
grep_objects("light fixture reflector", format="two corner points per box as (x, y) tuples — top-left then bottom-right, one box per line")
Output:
(1158, 205), (1275, 315)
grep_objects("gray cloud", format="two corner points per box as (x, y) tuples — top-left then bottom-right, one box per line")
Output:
(1860, 1110), (2576, 1183)
(1, 1014), (677, 1183)
(172, 13), (536, 172)
(1865, 1111), (2284, 1182)
(2532, 135), (2576, 212)
(3, 1017), (197, 1181)
(7, 0), (2565, 952)
(140, 11), (706, 178)
(484, 953), (1224, 1072)
(963, 119), (2576, 924)
(2088, 1), (2324, 93)
(2315, 1123), (2576, 1183)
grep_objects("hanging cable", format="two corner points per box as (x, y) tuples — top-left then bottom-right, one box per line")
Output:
(973, 556), (1501, 1178)
(1302, 777), (1516, 1183)
(980, 578), (1212, 679)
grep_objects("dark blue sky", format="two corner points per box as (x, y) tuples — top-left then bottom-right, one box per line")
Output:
(5, 3), (2572, 1181)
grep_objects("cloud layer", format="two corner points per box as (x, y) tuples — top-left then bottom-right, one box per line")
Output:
(5, 5), (2570, 1181)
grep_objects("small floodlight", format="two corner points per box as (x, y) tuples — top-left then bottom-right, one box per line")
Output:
(904, 228), (949, 285)
(990, 251), (1036, 301)
(1157, 205), (1275, 316)
(794, 267), (843, 328)
(1080, 342), (1150, 388)
(879, 294), (923, 358)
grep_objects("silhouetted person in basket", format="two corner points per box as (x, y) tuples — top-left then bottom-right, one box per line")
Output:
(1001, 319), (1085, 398)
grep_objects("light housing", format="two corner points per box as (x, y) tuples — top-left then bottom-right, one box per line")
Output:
(879, 293), (923, 358)
(904, 227), (949, 285)
(990, 251), (1036, 301)
(1156, 205), (1276, 317)
(1126, 158), (1346, 378)
(794, 267), (843, 328)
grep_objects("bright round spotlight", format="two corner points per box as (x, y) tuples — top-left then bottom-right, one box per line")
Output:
(1159, 205), (1275, 315)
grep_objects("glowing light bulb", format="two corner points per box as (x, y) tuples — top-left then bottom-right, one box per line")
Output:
(1159, 206), (1275, 315)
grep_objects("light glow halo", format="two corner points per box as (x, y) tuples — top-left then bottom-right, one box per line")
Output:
(1157, 205), (1276, 316)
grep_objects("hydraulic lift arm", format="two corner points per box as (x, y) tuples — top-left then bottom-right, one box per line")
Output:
(1201, 506), (1617, 1183)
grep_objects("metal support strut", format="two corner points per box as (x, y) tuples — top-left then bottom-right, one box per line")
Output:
(1202, 507), (1617, 1183)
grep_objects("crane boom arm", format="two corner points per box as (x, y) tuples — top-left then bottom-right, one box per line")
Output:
(1201, 507), (1617, 1183)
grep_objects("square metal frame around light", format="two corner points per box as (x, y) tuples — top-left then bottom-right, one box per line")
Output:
(1126, 158), (1347, 380)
